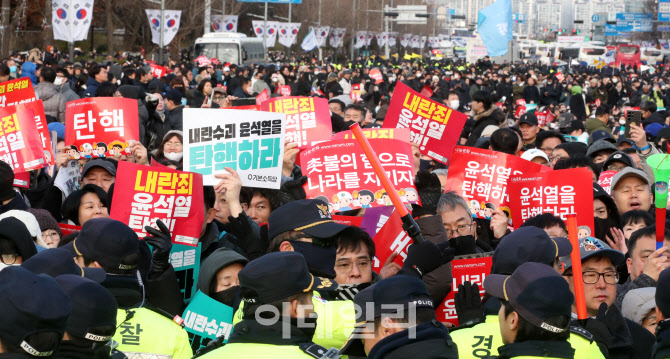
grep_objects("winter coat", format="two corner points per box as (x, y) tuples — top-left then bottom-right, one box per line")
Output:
(34, 82), (66, 123)
(464, 106), (504, 147)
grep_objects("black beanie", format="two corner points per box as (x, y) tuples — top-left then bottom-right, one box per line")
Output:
(0, 161), (15, 203)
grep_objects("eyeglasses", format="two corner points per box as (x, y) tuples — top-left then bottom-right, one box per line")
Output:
(335, 260), (371, 273)
(445, 223), (475, 238)
(539, 147), (555, 155)
(549, 155), (567, 163)
(1, 254), (18, 264)
(212, 96), (225, 101)
(582, 271), (619, 284)
(607, 165), (627, 172)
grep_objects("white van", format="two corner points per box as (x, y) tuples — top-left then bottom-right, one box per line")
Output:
(193, 32), (265, 66)
(641, 48), (664, 65)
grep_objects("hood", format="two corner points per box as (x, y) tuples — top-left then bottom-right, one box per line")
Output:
(197, 247), (248, 296)
(0, 210), (48, 248)
(0, 217), (37, 261)
(471, 105), (500, 122)
(21, 62), (38, 84)
(35, 82), (58, 101)
(117, 85), (141, 100)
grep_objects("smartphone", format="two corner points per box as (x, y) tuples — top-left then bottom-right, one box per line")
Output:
(231, 98), (257, 107)
(624, 110), (642, 139)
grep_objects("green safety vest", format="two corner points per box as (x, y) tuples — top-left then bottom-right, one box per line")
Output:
(449, 315), (605, 359)
(199, 343), (316, 358)
(233, 293), (356, 350)
(114, 308), (193, 359)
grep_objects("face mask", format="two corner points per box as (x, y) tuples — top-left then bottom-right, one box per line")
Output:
(164, 151), (183, 162)
(211, 286), (239, 307)
(181, 98), (187, 106)
(54, 77), (64, 86)
(613, 78), (618, 83)
(448, 235), (478, 256)
(593, 217), (611, 242)
(450, 100), (460, 109)
(9, 66), (16, 73)
(272, 78), (278, 82)
(314, 71), (321, 76)
(419, 158), (434, 172)
(334, 282), (372, 301)
(289, 241), (337, 278)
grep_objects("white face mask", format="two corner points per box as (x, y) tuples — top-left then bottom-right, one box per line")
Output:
(450, 100), (460, 109)
(54, 77), (65, 86)
(164, 151), (183, 162)
(612, 78), (618, 83)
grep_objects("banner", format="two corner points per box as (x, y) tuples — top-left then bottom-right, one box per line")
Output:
(170, 243), (201, 302)
(329, 28), (346, 48)
(420, 86), (433, 98)
(149, 63), (168, 78)
(277, 85), (292, 97)
(252, 20), (279, 48)
(261, 96), (333, 149)
(145, 10), (182, 46)
(52, 0), (94, 42)
(598, 170), (617, 195)
(400, 34), (412, 48)
(301, 138), (418, 212)
(0, 107), (46, 172)
(183, 290), (234, 352)
(312, 26), (330, 48)
(477, 0), (513, 56)
(300, 28), (318, 52)
(509, 168), (594, 233)
(16, 100), (55, 166)
(212, 15), (238, 32)
(383, 81), (467, 165)
(0, 78), (36, 108)
(369, 68), (384, 84)
(435, 256), (493, 326)
(110, 161), (204, 246)
(278, 22), (301, 47)
(331, 128), (410, 143)
(445, 146), (548, 225)
(354, 31), (367, 49)
(183, 109), (286, 188)
(64, 98), (139, 159)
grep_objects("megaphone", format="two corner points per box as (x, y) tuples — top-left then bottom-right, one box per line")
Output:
(646, 154), (670, 249)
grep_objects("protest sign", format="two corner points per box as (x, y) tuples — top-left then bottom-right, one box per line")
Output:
(110, 161), (204, 246)
(332, 215), (364, 227)
(359, 205), (395, 240)
(598, 170), (617, 195)
(0, 78), (36, 108)
(64, 98), (139, 159)
(350, 84), (361, 102)
(445, 146), (548, 225)
(509, 168), (594, 233)
(371, 211), (410, 272)
(383, 82), (466, 165)
(183, 290), (234, 352)
(370, 68), (384, 84)
(435, 256), (492, 326)
(420, 86), (433, 98)
(183, 108), (286, 189)
(170, 243), (201, 302)
(301, 138), (418, 212)
(232, 105), (260, 111)
(535, 110), (555, 127)
(331, 128), (411, 143)
(515, 105), (527, 118)
(277, 85), (292, 97)
(54, 159), (81, 199)
(13, 171), (29, 188)
(16, 100), (55, 166)
(58, 223), (81, 237)
(0, 107), (46, 172)
(256, 89), (269, 105)
(149, 63), (168, 78)
(556, 72), (565, 82)
(261, 96), (332, 148)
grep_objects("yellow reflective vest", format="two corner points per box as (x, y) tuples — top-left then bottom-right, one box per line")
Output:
(114, 308), (193, 359)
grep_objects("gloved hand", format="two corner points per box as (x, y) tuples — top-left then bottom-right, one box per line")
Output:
(401, 241), (455, 278)
(277, 176), (307, 206)
(144, 219), (173, 277)
(579, 302), (632, 357)
(455, 281), (485, 327)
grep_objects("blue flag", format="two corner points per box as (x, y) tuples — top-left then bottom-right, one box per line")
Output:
(477, 0), (513, 57)
(301, 28), (318, 52)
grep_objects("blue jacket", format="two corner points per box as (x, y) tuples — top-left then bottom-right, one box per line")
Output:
(84, 77), (102, 98)
(21, 62), (38, 84)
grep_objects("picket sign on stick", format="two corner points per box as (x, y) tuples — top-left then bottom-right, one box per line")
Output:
(647, 153), (670, 249)
(567, 214), (587, 320)
(349, 123), (424, 244)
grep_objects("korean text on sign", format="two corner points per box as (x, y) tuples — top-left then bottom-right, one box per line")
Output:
(509, 168), (594, 233)
(183, 108), (286, 189)
(170, 243), (201, 302)
(0, 78), (36, 108)
(0, 107), (46, 172)
(262, 96), (332, 149)
(182, 291), (234, 341)
(331, 128), (411, 143)
(301, 138), (419, 212)
(110, 161), (205, 246)
(434, 256), (492, 326)
(371, 211), (414, 273)
(16, 100), (55, 166)
(383, 81), (466, 165)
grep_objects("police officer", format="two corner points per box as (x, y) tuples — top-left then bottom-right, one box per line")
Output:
(63, 218), (193, 359)
(340, 275), (458, 359)
(450, 227), (604, 359)
(200, 251), (339, 358)
(0, 266), (71, 358)
(484, 262), (576, 358)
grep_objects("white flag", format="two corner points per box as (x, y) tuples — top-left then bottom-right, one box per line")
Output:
(211, 15), (223, 32)
(400, 34), (412, 48)
(278, 22), (300, 47)
(365, 32), (375, 46)
(145, 10), (182, 46)
(329, 28), (346, 48)
(301, 28), (318, 52)
(420, 36), (427, 49)
(222, 15), (238, 32)
(376, 32), (387, 47)
(388, 32), (398, 47)
(311, 26), (330, 48)
(354, 31), (366, 49)
(252, 20), (279, 48)
(410, 35), (420, 48)
(52, 0), (94, 42)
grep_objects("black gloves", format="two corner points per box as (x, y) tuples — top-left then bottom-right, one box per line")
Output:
(144, 219), (173, 277)
(577, 303), (632, 358)
(401, 241), (455, 278)
(454, 282), (485, 327)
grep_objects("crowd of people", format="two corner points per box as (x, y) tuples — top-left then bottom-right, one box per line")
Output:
(1, 46), (670, 359)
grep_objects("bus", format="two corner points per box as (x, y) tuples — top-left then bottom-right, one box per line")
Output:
(578, 45), (607, 66)
(193, 32), (265, 66)
(641, 48), (663, 65)
(615, 44), (641, 68)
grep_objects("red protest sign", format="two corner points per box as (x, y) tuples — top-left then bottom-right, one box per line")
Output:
(535, 110), (555, 127)
(370, 68), (384, 84)
(0, 77), (36, 108)
(110, 161), (205, 246)
(350, 84), (361, 102)
(445, 146), (548, 225)
(16, 100), (55, 166)
(509, 168), (594, 233)
(555, 73), (564, 82)
(58, 223), (82, 237)
(277, 85), (292, 97)
(64, 98), (139, 159)
(435, 256), (492, 326)
(598, 170), (617, 195)
(515, 105), (527, 118)
(13, 171), (29, 188)
(301, 138), (419, 213)
(516, 99), (526, 107)
(231, 105), (260, 111)
(371, 211), (410, 272)
(332, 215), (364, 227)
(150, 63), (168, 78)
(261, 96), (333, 149)
(256, 89), (270, 106)
(331, 128), (411, 143)
(383, 81), (466, 165)
(420, 85), (433, 97)
(0, 107), (46, 172)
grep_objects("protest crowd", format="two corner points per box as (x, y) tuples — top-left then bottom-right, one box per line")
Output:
(4, 45), (670, 359)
